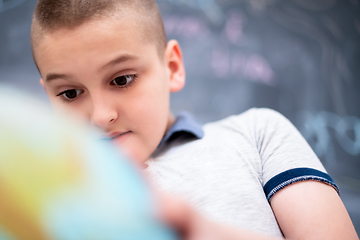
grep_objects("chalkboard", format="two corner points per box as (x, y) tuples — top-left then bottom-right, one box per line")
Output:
(160, 0), (360, 231)
(0, 0), (359, 234)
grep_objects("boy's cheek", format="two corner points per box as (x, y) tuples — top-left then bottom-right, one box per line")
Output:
(49, 101), (90, 125)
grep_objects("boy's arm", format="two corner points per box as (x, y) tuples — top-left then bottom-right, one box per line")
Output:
(161, 109), (358, 239)
(270, 180), (359, 240)
(161, 181), (359, 240)
(249, 108), (358, 239)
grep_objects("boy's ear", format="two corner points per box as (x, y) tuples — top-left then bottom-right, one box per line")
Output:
(164, 40), (185, 93)
(39, 78), (46, 90)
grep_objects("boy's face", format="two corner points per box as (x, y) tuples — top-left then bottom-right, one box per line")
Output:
(35, 18), (185, 164)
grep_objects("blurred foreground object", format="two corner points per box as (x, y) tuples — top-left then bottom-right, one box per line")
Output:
(0, 86), (177, 240)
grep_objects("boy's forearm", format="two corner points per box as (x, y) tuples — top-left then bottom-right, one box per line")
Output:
(207, 222), (284, 240)
(160, 193), (284, 240)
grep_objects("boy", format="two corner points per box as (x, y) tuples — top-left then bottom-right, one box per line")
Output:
(30, 0), (358, 239)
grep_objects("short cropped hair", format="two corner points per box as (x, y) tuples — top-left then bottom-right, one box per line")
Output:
(31, 0), (167, 61)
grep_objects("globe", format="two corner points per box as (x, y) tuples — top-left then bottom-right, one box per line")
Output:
(0, 86), (177, 240)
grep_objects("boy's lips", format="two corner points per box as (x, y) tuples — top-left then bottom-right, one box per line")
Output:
(102, 131), (132, 142)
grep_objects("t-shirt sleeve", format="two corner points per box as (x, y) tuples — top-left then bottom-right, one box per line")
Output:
(249, 108), (339, 201)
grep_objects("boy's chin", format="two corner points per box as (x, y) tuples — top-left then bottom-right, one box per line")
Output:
(112, 139), (150, 168)
(123, 149), (149, 168)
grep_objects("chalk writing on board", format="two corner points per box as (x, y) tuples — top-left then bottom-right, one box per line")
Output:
(211, 11), (275, 85)
(164, 12), (276, 86)
(159, 0), (281, 24)
(164, 15), (210, 40)
(211, 49), (275, 85)
(161, 0), (358, 116)
(299, 111), (360, 161)
(159, 0), (224, 24)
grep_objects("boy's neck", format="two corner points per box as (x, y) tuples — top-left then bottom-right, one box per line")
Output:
(165, 113), (176, 136)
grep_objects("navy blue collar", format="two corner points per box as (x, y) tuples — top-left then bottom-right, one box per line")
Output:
(158, 111), (204, 147)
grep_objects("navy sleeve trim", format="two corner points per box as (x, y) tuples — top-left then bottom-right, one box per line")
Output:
(263, 168), (339, 201)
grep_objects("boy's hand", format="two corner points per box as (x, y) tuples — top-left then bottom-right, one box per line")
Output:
(159, 194), (282, 240)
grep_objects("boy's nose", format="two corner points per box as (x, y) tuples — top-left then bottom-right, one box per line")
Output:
(90, 99), (118, 129)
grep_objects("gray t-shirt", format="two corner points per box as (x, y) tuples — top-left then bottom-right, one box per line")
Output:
(146, 108), (338, 237)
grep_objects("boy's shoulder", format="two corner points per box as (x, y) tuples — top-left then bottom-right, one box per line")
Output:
(204, 107), (292, 133)
(208, 107), (288, 123)
(159, 108), (293, 147)
(155, 107), (294, 157)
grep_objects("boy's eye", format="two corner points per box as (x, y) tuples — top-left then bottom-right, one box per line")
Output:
(57, 89), (83, 100)
(111, 75), (135, 87)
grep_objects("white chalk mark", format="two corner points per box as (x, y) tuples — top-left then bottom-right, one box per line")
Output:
(300, 111), (360, 161)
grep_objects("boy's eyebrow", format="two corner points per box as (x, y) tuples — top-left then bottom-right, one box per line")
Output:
(45, 73), (71, 82)
(101, 54), (139, 71)
(44, 54), (138, 82)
